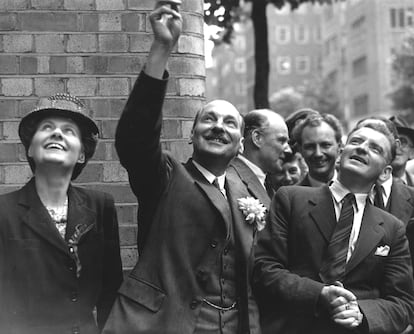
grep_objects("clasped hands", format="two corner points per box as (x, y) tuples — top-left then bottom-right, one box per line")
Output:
(320, 281), (363, 329)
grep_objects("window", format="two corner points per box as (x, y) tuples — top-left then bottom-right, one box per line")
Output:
(276, 56), (291, 74)
(352, 56), (367, 77)
(275, 26), (291, 44)
(234, 35), (246, 51)
(399, 8), (405, 28)
(390, 7), (414, 28)
(353, 94), (369, 116)
(234, 58), (246, 73)
(296, 56), (310, 74)
(295, 25), (308, 43)
(390, 8), (397, 28)
(407, 7), (413, 26)
(235, 81), (247, 96)
(314, 26), (322, 42)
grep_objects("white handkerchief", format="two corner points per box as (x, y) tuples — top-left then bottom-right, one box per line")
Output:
(374, 245), (390, 257)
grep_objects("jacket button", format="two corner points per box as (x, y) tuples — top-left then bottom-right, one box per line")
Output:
(190, 299), (199, 309)
(210, 240), (218, 248)
(71, 292), (78, 302)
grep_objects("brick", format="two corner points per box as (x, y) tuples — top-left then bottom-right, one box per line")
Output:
(103, 162), (128, 182)
(127, 0), (153, 10)
(37, 56), (50, 74)
(99, 13), (122, 31)
(79, 14), (99, 32)
(120, 247), (138, 268)
(31, 0), (63, 9)
(19, 99), (37, 118)
(64, 0), (94, 10)
(0, 143), (18, 162)
(169, 57), (205, 76)
(96, 0), (124, 10)
(163, 140), (192, 162)
(91, 141), (106, 160)
(74, 163), (103, 183)
(34, 77), (64, 96)
(35, 34), (65, 53)
(19, 13), (78, 32)
(99, 78), (129, 96)
(0, 100), (18, 118)
(0, 13), (17, 31)
(0, 55), (17, 74)
(99, 34), (128, 53)
(4, 165), (32, 184)
(67, 34), (97, 53)
(20, 56), (38, 74)
(178, 35), (204, 55)
(49, 56), (66, 74)
(101, 119), (118, 139)
(107, 56), (142, 74)
(129, 34), (153, 52)
(0, 0), (28, 10)
(2, 78), (32, 96)
(119, 225), (137, 246)
(182, 13), (204, 35)
(2, 121), (19, 139)
(163, 97), (200, 118)
(181, 120), (193, 139)
(89, 98), (125, 118)
(115, 204), (137, 224)
(129, 34), (153, 53)
(67, 77), (97, 97)
(84, 56), (108, 74)
(121, 13), (145, 32)
(67, 56), (84, 74)
(3, 34), (32, 53)
(178, 78), (205, 97)
(104, 142), (114, 160)
(161, 119), (181, 139)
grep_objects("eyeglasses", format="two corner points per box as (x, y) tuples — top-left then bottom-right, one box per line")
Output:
(399, 136), (414, 148)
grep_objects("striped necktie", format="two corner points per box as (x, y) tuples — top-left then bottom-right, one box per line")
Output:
(319, 193), (355, 284)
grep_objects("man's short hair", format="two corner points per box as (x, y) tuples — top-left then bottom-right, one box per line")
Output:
(243, 109), (273, 138)
(348, 121), (397, 164)
(292, 113), (343, 147)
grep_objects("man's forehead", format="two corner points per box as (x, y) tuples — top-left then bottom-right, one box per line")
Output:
(201, 100), (241, 118)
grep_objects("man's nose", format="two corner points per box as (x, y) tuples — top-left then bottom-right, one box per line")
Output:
(50, 127), (63, 138)
(314, 145), (323, 156)
(284, 143), (292, 154)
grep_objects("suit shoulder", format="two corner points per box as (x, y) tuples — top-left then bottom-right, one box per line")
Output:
(70, 185), (114, 205)
(277, 185), (324, 197)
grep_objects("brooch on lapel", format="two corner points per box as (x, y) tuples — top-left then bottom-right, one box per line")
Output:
(237, 197), (266, 231)
(68, 223), (95, 278)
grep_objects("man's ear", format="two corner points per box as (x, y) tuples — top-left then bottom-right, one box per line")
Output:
(378, 165), (393, 183)
(251, 129), (262, 148)
(409, 147), (414, 160)
(238, 137), (244, 154)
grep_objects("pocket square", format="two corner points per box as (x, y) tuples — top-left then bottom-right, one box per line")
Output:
(374, 245), (390, 256)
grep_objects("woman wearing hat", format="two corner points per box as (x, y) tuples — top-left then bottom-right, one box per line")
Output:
(0, 94), (123, 334)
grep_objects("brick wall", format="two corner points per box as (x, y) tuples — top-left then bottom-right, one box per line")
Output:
(0, 0), (206, 270)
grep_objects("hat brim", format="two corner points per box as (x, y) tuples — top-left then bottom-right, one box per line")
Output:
(18, 108), (99, 147)
(397, 126), (414, 145)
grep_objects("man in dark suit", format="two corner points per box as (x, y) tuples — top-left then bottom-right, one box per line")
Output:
(254, 122), (414, 334)
(227, 109), (291, 208)
(104, 2), (261, 333)
(292, 113), (343, 187)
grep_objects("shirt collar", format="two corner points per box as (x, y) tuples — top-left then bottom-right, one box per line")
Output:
(379, 175), (393, 199)
(192, 160), (226, 189)
(238, 154), (266, 187)
(330, 179), (368, 212)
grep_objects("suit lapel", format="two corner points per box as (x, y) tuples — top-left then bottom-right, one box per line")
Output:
(65, 185), (96, 243)
(185, 160), (233, 234)
(345, 204), (384, 274)
(388, 179), (413, 225)
(308, 186), (336, 242)
(18, 179), (69, 254)
(229, 157), (270, 208)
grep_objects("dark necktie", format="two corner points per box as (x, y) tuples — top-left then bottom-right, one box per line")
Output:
(213, 178), (226, 199)
(373, 183), (384, 210)
(319, 193), (355, 284)
(264, 175), (275, 199)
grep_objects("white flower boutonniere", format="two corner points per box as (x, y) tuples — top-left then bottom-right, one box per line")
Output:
(237, 197), (267, 231)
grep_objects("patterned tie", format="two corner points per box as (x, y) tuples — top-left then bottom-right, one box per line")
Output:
(319, 193), (355, 284)
(373, 183), (384, 210)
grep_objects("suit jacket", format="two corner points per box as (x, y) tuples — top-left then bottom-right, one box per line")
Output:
(254, 185), (414, 334)
(103, 72), (261, 334)
(298, 173), (312, 187)
(0, 178), (123, 334)
(227, 156), (271, 209)
(387, 178), (414, 226)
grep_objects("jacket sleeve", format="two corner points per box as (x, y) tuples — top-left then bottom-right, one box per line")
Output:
(115, 71), (171, 250)
(96, 193), (123, 330)
(253, 187), (325, 315)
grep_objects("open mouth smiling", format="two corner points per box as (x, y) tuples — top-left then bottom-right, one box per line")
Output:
(205, 135), (229, 144)
(45, 143), (66, 150)
(350, 155), (367, 164)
